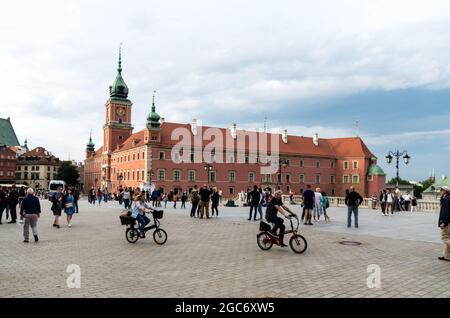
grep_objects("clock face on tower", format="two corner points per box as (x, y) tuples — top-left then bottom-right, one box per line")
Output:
(116, 107), (125, 116)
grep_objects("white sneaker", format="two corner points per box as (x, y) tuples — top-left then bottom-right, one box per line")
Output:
(68, 223), (72, 228)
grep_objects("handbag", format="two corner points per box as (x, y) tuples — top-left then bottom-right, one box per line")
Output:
(65, 202), (73, 208)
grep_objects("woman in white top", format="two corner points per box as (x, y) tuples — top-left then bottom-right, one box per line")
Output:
(313, 188), (323, 222)
(386, 190), (394, 215)
(131, 194), (154, 238)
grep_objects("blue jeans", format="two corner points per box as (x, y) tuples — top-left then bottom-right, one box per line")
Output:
(347, 206), (359, 227)
(136, 214), (150, 234)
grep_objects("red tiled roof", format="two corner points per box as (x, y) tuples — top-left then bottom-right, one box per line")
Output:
(159, 122), (335, 158)
(94, 146), (104, 156)
(328, 137), (374, 158)
(115, 130), (146, 152)
(107, 122), (374, 159)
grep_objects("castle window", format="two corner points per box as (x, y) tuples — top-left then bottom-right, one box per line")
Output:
(159, 151), (165, 160)
(344, 161), (349, 170)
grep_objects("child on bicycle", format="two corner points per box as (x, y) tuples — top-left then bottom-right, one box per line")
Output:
(265, 190), (297, 247)
(131, 194), (155, 238)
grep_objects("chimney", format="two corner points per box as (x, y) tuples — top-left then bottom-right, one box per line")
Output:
(230, 123), (237, 140)
(282, 129), (288, 144)
(191, 119), (198, 136)
(313, 133), (319, 146)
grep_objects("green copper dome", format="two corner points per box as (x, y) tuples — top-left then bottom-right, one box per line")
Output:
(368, 164), (386, 176)
(109, 47), (129, 100)
(86, 135), (95, 152)
(146, 93), (161, 129)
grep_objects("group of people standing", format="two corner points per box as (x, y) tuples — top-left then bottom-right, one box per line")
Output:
(301, 185), (331, 225)
(378, 188), (417, 214)
(0, 185), (24, 224)
(87, 187), (111, 205)
(189, 185), (221, 218)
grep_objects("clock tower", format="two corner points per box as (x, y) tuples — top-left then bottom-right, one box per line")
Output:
(102, 47), (134, 189)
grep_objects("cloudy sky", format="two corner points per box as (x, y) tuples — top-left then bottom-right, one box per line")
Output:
(1, 0), (450, 181)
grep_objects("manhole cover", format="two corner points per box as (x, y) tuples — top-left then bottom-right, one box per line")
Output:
(339, 241), (362, 246)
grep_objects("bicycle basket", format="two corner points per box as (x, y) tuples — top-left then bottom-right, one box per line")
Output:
(259, 221), (271, 232)
(153, 210), (164, 219)
(119, 213), (134, 225)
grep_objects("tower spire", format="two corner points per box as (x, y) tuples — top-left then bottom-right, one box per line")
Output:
(118, 43), (123, 74)
(152, 90), (156, 112)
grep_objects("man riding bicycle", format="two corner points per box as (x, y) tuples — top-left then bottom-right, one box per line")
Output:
(265, 190), (297, 247)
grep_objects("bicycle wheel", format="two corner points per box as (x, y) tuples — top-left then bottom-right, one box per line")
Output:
(289, 235), (307, 254)
(126, 228), (139, 243)
(153, 229), (167, 245)
(257, 232), (273, 251)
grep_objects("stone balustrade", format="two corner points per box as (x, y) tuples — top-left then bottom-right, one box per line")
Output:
(281, 195), (440, 212)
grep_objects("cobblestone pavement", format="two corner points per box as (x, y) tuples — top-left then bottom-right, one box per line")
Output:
(0, 199), (449, 298)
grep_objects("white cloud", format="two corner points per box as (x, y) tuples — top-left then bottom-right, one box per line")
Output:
(1, 0), (450, 162)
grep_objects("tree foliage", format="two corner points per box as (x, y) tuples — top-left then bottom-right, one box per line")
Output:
(55, 161), (80, 187)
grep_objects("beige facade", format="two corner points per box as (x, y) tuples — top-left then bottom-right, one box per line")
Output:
(15, 147), (62, 190)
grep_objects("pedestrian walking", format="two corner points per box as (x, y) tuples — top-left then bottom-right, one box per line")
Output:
(248, 185), (261, 221)
(190, 185), (200, 217)
(163, 193), (168, 208)
(321, 192), (331, 222)
(411, 195), (418, 212)
(380, 190), (387, 215)
(123, 188), (131, 209)
(7, 185), (18, 223)
(345, 187), (363, 228)
(63, 189), (76, 228)
(173, 192), (177, 209)
(20, 188), (41, 243)
(73, 188), (80, 214)
(403, 192), (412, 212)
(257, 188), (264, 220)
(371, 193), (378, 210)
(211, 187), (219, 217)
(313, 188), (323, 222)
(51, 186), (63, 228)
(181, 191), (187, 209)
(199, 185), (211, 219)
(302, 185), (315, 225)
(97, 188), (103, 205)
(386, 190), (395, 215)
(438, 186), (450, 261)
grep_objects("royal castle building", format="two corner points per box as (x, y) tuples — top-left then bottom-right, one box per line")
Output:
(84, 52), (386, 198)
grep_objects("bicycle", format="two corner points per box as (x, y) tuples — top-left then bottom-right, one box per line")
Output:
(120, 209), (167, 245)
(257, 215), (307, 254)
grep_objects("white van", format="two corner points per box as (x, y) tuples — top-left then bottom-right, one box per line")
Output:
(48, 180), (66, 199)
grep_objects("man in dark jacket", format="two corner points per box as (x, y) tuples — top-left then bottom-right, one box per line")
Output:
(20, 188), (41, 243)
(438, 186), (450, 261)
(248, 185), (261, 221)
(345, 187), (363, 228)
(7, 185), (19, 223)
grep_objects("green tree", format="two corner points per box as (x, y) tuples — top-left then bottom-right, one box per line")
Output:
(387, 177), (410, 185)
(414, 178), (434, 199)
(55, 161), (80, 187)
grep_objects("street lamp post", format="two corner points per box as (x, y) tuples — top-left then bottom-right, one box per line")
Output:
(147, 170), (154, 188)
(94, 178), (98, 189)
(204, 164), (213, 185)
(385, 150), (411, 186)
(277, 159), (289, 190)
(118, 173), (123, 188)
